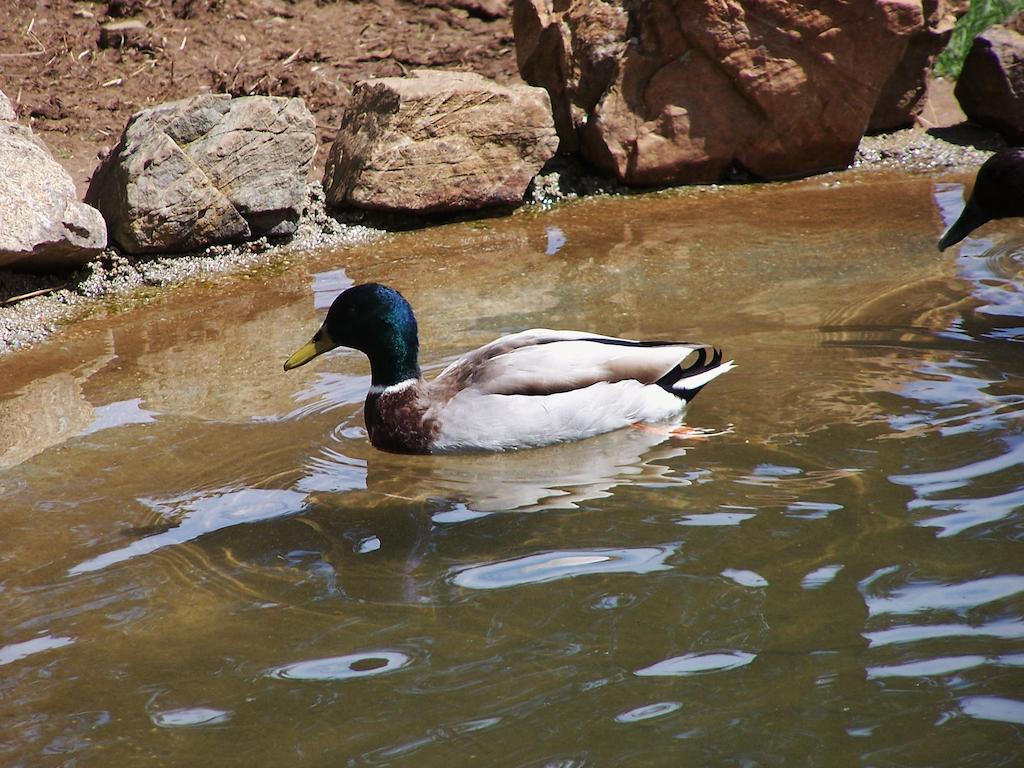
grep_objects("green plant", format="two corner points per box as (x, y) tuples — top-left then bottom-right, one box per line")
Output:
(934, 0), (1024, 79)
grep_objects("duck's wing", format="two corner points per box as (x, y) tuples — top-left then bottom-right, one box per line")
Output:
(432, 329), (730, 401)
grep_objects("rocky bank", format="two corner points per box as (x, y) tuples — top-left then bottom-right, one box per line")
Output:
(1, 0), (1019, 356)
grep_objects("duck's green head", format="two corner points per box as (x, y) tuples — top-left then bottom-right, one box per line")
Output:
(284, 283), (421, 386)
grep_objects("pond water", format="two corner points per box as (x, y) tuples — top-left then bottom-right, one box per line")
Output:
(1, 172), (1022, 766)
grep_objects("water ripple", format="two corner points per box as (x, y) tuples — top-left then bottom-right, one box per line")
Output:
(957, 239), (1024, 333)
(890, 441), (1024, 494)
(677, 508), (755, 526)
(801, 564), (844, 590)
(635, 651), (756, 677)
(867, 655), (987, 679)
(721, 569), (768, 588)
(452, 546), (676, 590)
(912, 486), (1024, 538)
(959, 696), (1024, 725)
(267, 650), (412, 681)
(0, 634), (75, 666)
(150, 707), (232, 728)
(785, 501), (843, 520)
(311, 267), (353, 309)
(81, 398), (158, 436)
(68, 488), (307, 575)
(614, 701), (683, 723)
(864, 574), (1024, 617)
(297, 444), (367, 494)
(867, 653), (1024, 680)
(863, 619), (1024, 648)
(282, 372), (369, 421)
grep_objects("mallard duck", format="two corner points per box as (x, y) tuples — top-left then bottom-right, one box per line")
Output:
(939, 148), (1024, 251)
(284, 283), (734, 454)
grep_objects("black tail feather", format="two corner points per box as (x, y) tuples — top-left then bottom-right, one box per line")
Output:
(656, 346), (724, 402)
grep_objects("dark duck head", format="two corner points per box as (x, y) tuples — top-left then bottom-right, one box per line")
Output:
(939, 147), (1024, 251)
(284, 283), (422, 388)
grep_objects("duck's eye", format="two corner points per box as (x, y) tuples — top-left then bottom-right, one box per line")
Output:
(313, 331), (322, 342)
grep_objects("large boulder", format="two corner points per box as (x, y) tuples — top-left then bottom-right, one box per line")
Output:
(86, 94), (315, 254)
(513, 0), (924, 185)
(954, 12), (1024, 143)
(323, 70), (559, 213)
(0, 92), (107, 270)
(869, 0), (969, 132)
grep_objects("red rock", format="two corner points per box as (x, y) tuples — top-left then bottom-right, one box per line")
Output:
(514, 0), (926, 185)
(869, 0), (969, 132)
(955, 12), (1024, 143)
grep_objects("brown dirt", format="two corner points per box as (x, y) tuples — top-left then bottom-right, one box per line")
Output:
(0, 0), (520, 196)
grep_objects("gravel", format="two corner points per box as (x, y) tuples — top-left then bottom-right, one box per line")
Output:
(0, 182), (383, 352)
(854, 125), (1003, 172)
(0, 128), (1002, 356)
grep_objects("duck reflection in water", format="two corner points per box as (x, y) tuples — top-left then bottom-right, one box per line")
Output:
(358, 422), (704, 518)
(63, 418), (707, 607)
(289, 424), (705, 603)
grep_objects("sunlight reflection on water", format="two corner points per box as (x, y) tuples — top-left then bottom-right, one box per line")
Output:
(452, 546), (677, 590)
(613, 701), (683, 723)
(862, 572), (1024, 617)
(150, 707), (233, 728)
(0, 633), (75, 666)
(267, 650), (412, 681)
(634, 651), (757, 677)
(68, 488), (308, 575)
(959, 695), (1024, 725)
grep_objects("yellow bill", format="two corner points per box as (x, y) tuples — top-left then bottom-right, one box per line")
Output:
(283, 330), (336, 371)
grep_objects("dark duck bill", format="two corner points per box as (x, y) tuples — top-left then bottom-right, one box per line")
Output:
(939, 147), (1024, 251)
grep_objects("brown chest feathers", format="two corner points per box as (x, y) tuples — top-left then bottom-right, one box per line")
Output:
(363, 383), (437, 454)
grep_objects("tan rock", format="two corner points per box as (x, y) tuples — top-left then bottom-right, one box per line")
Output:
(323, 70), (559, 213)
(514, 0), (925, 185)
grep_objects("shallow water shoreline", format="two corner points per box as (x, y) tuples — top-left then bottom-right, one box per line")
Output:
(0, 126), (1001, 357)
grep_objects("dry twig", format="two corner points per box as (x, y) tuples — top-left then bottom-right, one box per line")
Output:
(2, 287), (61, 307)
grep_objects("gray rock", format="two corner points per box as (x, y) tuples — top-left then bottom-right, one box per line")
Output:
(86, 94), (316, 254)
(955, 13), (1024, 143)
(323, 70), (559, 213)
(0, 120), (107, 270)
(187, 97), (317, 236)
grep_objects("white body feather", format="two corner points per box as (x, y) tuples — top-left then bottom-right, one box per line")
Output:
(430, 381), (686, 452)
(423, 329), (734, 453)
